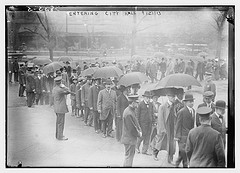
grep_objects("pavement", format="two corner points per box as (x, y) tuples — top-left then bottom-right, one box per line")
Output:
(6, 79), (228, 167)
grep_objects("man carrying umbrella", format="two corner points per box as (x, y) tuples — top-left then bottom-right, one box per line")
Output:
(52, 76), (71, 141)
(88, 77), (104, 133)
(25, 65), (36, 108)
(116, 85), (130, 142)
(121, 95), (142, 167)
(136, 91), (154, 155)
(97, 79), (117, 138)
(174, 93), (195, 167)
(152, 90), (176, 164)
(185, 107), (225, 167)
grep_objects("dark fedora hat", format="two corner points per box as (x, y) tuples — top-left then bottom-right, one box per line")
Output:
(183, 93), (195, 101)
(128, 95), (139, 102)
(215, 100), (227, 109)
(142, 91), (153, 98)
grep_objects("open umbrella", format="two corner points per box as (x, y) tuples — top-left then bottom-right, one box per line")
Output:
(58, 56), (73, 63)
(81, 67), (99, 77)
(150, 87), (184, 97)
(93, 66), (123, 79)
(43, 62), (64, 74)
(118, 72), (149, 87)
(154, 73), (201, 89)
(31, 58), (52, 66)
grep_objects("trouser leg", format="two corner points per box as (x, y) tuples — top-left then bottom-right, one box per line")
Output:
(136, 137), (143, 151)
(123, 144), (135, 167)
(107, 113), (113, 135)
(40, 93), (44, 105)
(19, 85), (22, 96)
(93, 111), (100, 131)
(142, 123), (152, 153)
(56, 113), (65, 139)
(88, 110), (93, 126)
(102, 119), (107, 135)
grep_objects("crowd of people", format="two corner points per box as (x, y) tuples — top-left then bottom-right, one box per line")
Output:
(8, 55), (227, 168)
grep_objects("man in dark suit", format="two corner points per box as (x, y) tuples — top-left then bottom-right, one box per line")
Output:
(185, 107), (225, 167)
(196, 91), (215, 126)
(8, 60), (13, 83)
(211, 100), (227, 147)
(97, 79), (117, 138)
(76, 77), (85, 118)
(116, 85), (129, 142)
(175, 93), (195, 167)
(25, 67), (36, 108)
(203, 72), (216, 101)
(121, 95), (142, 167)
(13, 59), (19, 82)
(81, 76), (92, 126)
(52, 76), (71, 140)
(35, 70), (43, 105)
(18, 64), (26, 97)
(88, 78), (104, 133)
(136, 91), (154, 155)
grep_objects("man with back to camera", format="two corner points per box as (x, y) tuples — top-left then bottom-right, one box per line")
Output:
(185, 107), (225, 167)
(174, 93), (195, 167)
(121, 95), (142, 167)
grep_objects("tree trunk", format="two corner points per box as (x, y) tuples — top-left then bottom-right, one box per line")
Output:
(49, 48), (53, 61)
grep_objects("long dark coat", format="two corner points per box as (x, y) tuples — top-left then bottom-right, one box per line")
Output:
(88, 85), (104, 111)
(97, 88), (117, 120)
(175, 106), (195, 151)
(26, 73), (36, 92)
(52, 85), (70, 114)
(81, 83), (91, 107)
(116, 93), (129, 141)
(185, 124), (225, 167)
(35, 77), (43, 94)
(121, 106), (142, 145)
(211, 112), (226, 147)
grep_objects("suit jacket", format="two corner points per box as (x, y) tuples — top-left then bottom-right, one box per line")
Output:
(76, 87), (82, 108)
(185, 124), (225, 167)
(88, 84), (104, 111)
(136, 100), (154, 124)
(35, 77), (43, 94)
(46, 75), (54, 92)
(121, 106), (142, 145)
(70, 83), (77, 100)
(18, 70), (26, 85)
(26, 73), (36, 92)
(12, 61), (19, 73)
(41, 75), (48, 92)
(175, 106), (195, 150)
(211, 112), (226, 146)
(196, 102), (215, 126)
(81, 83), (91, 107)
(52, 85), (70, 114)
(116, 93), (129, 119)
(97, 88), (117, 120)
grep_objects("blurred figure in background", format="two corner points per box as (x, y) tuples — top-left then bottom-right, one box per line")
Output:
(18, 64), (26, 97)
(203, 72), (216, 101)
(70, 77), (78, 116)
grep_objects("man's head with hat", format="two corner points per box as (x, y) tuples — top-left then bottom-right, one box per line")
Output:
(128, 95), (139, 109)
(119, 85), (130, 95)
(183, 93), (195, 109)
(104, 78), (112, 90)
(203, 91), (214, 104)
(215, 100), (227, 117)
(196, 107), (213, 124)
(142, 90), (153, 104)
(176, 88), (184, 101)
(72, 76), (78, 84)
(85, 75), (92, 85)
(54, 76), (62, 85)
(166, 88), (176, 104)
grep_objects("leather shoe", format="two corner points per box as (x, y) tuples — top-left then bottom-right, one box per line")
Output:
(142, 152), (152, 156)
(136, 148), (140, 154)
(102, 134), (107, 138)
(58, 137), (68, 140)
(107, 134), (114, 138)
(153, 156), (159, 161)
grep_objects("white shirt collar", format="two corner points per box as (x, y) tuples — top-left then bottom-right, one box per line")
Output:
(167, 100), (173, 106)
(186, 106), (193, 113)
(215, 112), (222, 119)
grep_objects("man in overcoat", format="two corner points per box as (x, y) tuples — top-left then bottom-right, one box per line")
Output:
(203, 72), (216, 101)
(18, 64), (26, 97)
(13, 58), (19, 82)
(152, 90), (176, 164)
(136, 91), (154, 155)
(116, 85), (129, 142)
(97, 79), (117, 138)
(35, 70), (43, 105)
(185, 107), (225, 167)
(52, 76), (71, 140)
(25, 67), (36, 107)
(211, 100), (227, 148)
(88, 78), (104, 133)
(174, 93), (195, 167)
(70, 77), (78, 116)
(76, 77), (85, 118)
(81, 76), (92, 126)
(121, 95), (142, 167)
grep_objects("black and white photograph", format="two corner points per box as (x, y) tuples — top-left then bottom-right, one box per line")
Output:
(5, 3), (235, 169)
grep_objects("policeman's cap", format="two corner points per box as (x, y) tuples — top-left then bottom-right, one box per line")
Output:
(196, 107), (212, 117)
(203, 91), (214, 98)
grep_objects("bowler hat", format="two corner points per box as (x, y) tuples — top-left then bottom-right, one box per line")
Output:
(203, 91), (214, 98)
(183, 93), (194, 101)
(196, 107), (212, 117)
(104, 79), (112, 85)
(215, 100), (227, 109)
(142, 91), (153, 98)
